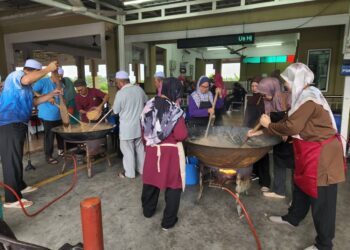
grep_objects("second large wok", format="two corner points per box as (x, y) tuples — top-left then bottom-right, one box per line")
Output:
(52, 123), (114, 141)
(186, 126), (281, 168)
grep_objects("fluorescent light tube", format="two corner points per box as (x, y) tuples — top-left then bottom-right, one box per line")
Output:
(256, 42), (283, 48)
(207, 47), (227, 51)
(124, 0), (154, 5)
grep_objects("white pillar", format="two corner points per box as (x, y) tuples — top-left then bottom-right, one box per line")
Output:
(340, 6), (350, 153)
(118, 23), (125, 71)
(340, 55), (350, 152)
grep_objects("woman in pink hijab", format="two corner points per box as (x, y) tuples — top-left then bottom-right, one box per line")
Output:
(257, 76), (294, 200)
(214, 72), (227, 98)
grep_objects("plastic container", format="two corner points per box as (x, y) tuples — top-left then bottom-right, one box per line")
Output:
(185, 156), (199, 185)
(333, 114), (341, 133)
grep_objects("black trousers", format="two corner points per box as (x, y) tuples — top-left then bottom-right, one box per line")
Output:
(272, 142), (295, 195)
(253, 154), (270, 188)
(282, 185), (338, 250)
(42, 120), (63, 159)
(0, 123), (28, 202)
(141, 184), (182, 229)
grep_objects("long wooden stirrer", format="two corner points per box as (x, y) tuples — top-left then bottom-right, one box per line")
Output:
(90, 109), (113, 131)
(204, 90), (220, 138)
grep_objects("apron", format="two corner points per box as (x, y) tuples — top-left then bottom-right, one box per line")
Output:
(293, 134), (345, 198)
(188, 100), (212, 128)
(151, 142), (186, 191)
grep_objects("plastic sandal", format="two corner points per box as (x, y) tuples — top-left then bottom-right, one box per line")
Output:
(47, 158), (59, 164)
(4, 199), (33, 208)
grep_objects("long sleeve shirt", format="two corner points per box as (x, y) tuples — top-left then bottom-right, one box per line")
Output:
(267, 101), (345, 186)
(188, 95), (224, 118)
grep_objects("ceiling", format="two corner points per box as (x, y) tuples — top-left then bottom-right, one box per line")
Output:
(0, 0), (290, 25)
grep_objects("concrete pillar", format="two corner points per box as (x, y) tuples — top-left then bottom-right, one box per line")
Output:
(341, 53), (350, 152)
(0, 32), (8, 77)
(75, 56), (85, 80)
(340, 6), (350, 153)
(145, 44), (157, 94)
(105, 23), (118, 101)
(118, 24), (125, 71)
(90, 59), (97, 88)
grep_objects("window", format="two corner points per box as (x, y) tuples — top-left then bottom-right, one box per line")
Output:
(139, 64), (145, 83)
(62, 65), (78, 80)
(205, 64), (215, 77)
(307, 49), (331, 92)
(221, 63), (240, 81)
(156, 64), (164, 73)
(129, 64), (134, 76)
(84, 65), (92, 87)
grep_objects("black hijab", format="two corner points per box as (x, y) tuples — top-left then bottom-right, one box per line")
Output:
(154, 77), (183, 121)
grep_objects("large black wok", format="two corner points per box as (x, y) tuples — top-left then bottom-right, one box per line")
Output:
(186, 126), (281, 168)
(52, 124), (114, 141)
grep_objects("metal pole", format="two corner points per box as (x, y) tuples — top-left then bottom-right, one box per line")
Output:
(80, 197), (104, 250)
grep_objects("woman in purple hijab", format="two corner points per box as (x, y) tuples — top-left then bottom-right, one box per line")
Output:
(258, 76), (294, 200)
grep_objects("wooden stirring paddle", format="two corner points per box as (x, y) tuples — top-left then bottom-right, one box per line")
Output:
(239, 122), (262, 148)
(90, 109), (114, 131)
(204, 90), (219, 138)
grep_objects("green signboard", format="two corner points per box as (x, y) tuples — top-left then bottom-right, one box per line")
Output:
(237, 34), (254, 44)
(177, 33), (255, 49)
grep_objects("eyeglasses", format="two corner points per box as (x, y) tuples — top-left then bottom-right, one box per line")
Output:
(200, 85), (209, 89)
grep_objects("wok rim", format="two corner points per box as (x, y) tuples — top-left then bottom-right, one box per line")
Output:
(51, 124), (115, 135)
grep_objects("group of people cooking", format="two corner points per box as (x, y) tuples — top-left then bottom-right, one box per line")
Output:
(0, 59), (111, 209)
(0, 59), (346, 249)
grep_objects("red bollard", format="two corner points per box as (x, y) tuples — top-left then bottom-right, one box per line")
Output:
(80, 197), (104, 250)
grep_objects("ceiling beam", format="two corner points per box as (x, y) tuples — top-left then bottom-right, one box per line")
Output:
(31, 0), (121, 24)
(68, 0), (85, 7)
(88, 0), (125, 14)
(124, 0), (316, 25)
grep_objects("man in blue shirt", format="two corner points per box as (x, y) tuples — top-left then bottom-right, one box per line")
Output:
(0, 59), (59, 208)
(33, 67), (65, 164)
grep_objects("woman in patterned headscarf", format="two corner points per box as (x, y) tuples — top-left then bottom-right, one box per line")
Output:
(188, 75), (224, 127)
(141, 77), (188, 231)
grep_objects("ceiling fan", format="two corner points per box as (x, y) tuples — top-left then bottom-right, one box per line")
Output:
(91, 35), (99, 48)
(225, 46), (247, 56)
(225, 46), (247, 62)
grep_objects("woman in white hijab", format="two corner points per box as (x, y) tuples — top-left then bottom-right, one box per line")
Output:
(249, 63), (346, 250)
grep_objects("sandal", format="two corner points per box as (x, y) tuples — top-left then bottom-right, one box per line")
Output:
(118, 172), (126, 179)
(47, 158), (59, 164)
(4, 199), (33, 208)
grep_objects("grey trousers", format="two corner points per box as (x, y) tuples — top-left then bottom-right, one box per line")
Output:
(119, 138), (145, 178)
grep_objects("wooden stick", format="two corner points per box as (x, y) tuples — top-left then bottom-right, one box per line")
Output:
(90, 109), (113, 131)
(204, 90), (220, 138)
(54, 103), (84, 126)
(240, 122), (262, 147)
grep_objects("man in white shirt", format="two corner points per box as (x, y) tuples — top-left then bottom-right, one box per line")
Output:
(154, 71), (165, 96)
(113, 71), (148, 178)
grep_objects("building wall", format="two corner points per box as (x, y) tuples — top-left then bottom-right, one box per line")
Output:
(298, 25), (345, 96)
(157, 43), (201, 80)
(240, 62), (292, 82)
